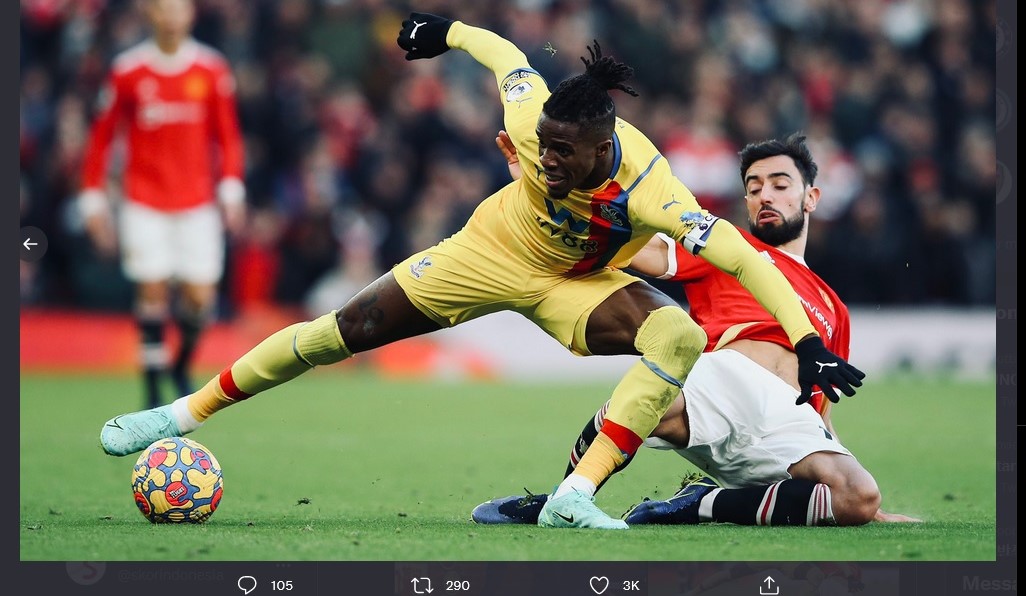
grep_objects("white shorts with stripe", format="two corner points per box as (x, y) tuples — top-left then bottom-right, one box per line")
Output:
(118, 201), (225, 284)
(644, 348), (853, 489)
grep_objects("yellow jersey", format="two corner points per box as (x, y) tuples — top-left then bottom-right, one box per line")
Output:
(447, 21), (818, 346)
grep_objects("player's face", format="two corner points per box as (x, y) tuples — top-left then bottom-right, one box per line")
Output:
(146, 0), (195, 44)
(535, 114), (612, 199)
(743, 154), (810, 246)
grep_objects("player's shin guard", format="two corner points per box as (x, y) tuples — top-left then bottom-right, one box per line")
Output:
(570, 307), (705, 492)
(705, 480), (835, 526)
(183, 311), (353, 423)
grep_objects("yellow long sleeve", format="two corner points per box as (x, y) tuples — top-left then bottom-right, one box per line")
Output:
(446, 21), (532, 86)
(698, 222), (818, 346)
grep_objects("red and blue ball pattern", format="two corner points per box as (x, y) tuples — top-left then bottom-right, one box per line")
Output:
(131, 437), (223, 523)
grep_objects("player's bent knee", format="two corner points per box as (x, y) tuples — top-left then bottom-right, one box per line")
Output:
(634, 306), (705, 380)
(850, 478), (882, 525)
(831, 471), (882, 526)
(837, 497), (879, 526)
(294, 310), (352, 366)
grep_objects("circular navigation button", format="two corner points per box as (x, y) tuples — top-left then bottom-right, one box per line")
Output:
(20, 226), (49, 262)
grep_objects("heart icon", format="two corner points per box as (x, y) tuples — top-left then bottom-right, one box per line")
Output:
(589, 576), (609, 595)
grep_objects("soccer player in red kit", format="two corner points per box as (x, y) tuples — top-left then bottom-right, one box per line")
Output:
(474, 133), (920, 526)
(79, 0), (245, 408)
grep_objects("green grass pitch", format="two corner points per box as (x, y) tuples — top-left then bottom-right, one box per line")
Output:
(20, 369), (996, 561)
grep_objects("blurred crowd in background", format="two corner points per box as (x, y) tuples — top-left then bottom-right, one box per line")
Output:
(20, 0), (997, 320)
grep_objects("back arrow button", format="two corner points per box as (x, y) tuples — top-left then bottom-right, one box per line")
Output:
(20, 226), (49, 262)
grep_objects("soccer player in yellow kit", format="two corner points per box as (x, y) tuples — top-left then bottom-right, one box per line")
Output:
(99, 13), (864, 529)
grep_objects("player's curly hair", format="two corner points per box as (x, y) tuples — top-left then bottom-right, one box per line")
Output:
(738, 133), (819, 187)
(542, 40), (639, 139)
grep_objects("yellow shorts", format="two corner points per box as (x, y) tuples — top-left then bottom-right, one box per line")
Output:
(392, 229), (641, 356)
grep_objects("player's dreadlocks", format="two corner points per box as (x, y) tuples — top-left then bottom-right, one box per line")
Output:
(542, 40), (639, 139)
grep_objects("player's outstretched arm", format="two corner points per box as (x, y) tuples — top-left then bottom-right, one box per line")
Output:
(691, 219), (864, 403)
(626, 236), (674, 279)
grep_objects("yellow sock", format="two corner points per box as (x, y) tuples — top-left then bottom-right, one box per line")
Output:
(576, 306), (705, 488)
(186, 312), (352, 422)
(604, 306), (704, 436)
(186, 375), (235, 423)
(571, 433), (626, 488)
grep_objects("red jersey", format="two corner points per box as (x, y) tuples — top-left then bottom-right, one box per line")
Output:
(81, 39), (244, 211)
(666, 228), (851, 413)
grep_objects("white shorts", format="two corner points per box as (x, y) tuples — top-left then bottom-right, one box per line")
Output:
(118, 201), (225, 284)
(643, 349), (853, 489)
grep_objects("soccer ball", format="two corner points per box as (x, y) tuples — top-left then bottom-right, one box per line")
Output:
(131, 437), (223, 523)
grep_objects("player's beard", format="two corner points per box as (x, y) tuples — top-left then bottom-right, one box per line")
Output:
(750, 203), (806, 246)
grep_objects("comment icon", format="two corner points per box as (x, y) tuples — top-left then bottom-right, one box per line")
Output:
(238, 575), (258, 594)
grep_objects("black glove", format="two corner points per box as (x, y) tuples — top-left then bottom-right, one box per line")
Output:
(396, 12), (454, 61)
(794, 335), (866, 405)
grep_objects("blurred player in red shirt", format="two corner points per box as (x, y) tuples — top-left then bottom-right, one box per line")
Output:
(79, 0), (245, 408)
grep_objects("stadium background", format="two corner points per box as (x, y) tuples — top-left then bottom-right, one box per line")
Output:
(18, 0), (1000, 569)
(19, 0), (997, 378)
